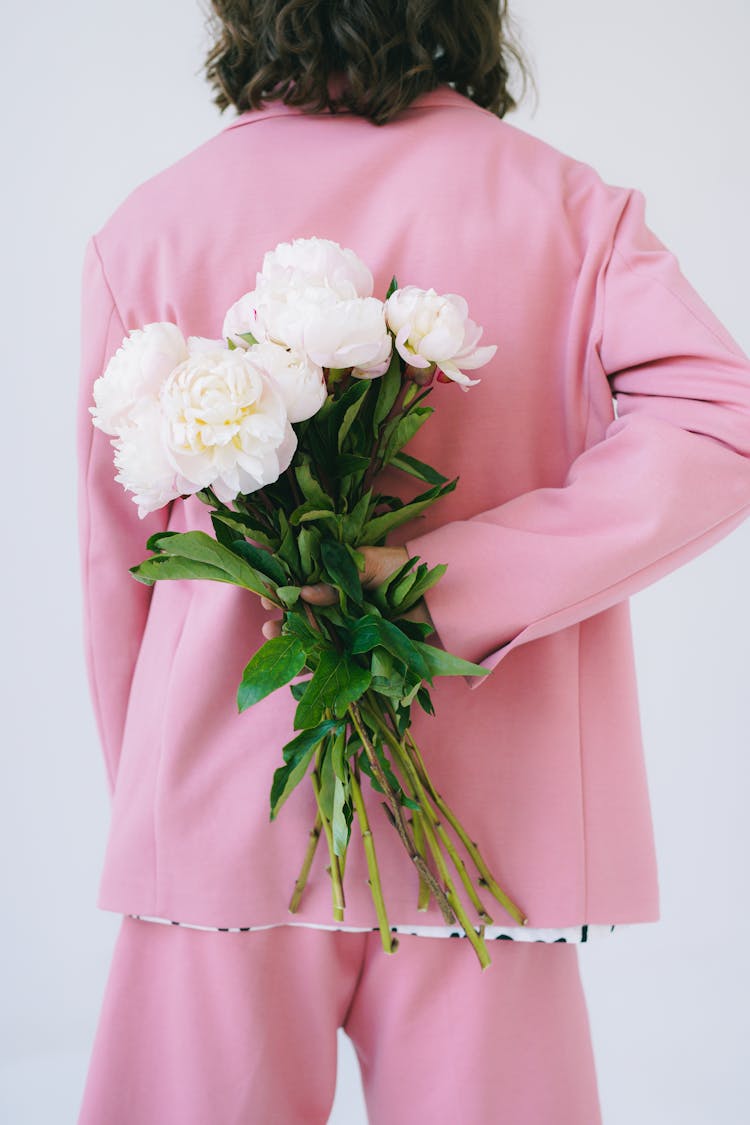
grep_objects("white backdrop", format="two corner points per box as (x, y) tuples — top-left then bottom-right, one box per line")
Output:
(2, 1), (748, 1121)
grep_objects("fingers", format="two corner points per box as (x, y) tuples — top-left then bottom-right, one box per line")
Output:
(260, 584), (336, 643)
(299, 583), (338, 605)
(262, 585), (337, 607)
(356, 544), (410, 588)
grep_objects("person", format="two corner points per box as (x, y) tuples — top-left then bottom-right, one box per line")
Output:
(75, 2), (750, 1123)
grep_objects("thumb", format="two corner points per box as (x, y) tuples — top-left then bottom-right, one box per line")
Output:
(355, 545), (409, 587)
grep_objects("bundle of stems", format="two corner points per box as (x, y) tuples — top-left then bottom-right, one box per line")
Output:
(285, 598), (528, 970)
(290, 684), (526, 967)
(133, 320), (529, 970)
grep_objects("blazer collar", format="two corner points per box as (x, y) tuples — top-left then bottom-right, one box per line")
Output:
(220, 82), (478, 133)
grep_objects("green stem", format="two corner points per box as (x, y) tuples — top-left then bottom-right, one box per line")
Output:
(285, 466), (303, 507)
(311, 744), (345, 921)
(403, 725), (528, 928)
(347, 701), (455, 924)
(350, 760), (397, 955)
(411, 809), (432, 911)
(361, 370), (413, 493)
(413, 798), (491, 969)
(360, 698), (494, 928)
(358, 704), (490, 967)
(288, 810), (323, 914)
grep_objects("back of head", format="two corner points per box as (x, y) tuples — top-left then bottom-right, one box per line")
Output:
(203, 0), (536, 126)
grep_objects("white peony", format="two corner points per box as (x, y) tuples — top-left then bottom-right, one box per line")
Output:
(90, 322), (188, 435)
(350, 329), (394, 380)
(223, 292), (263, 349)
(112, 402), (185, 519)
(301, 295), (392, 371)
(159, 347), (297, 503)
(385, 287), (497, 389)
(247, 340), (327, 423)
(186, 334), (227, 355)
(258, 237), (374, 300)
(225, 283), (392, 374)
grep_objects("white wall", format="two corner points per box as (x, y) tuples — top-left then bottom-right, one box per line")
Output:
(1, 1), (748, 1121)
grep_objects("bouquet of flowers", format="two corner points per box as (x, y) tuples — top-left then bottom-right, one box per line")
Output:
(89, 237), (527, 969)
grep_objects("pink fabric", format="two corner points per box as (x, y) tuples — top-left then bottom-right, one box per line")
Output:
(77, 916), (602, 1124)
(77, 83), (750, 933)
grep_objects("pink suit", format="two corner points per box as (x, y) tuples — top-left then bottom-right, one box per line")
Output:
(76, 81), (750, 1122)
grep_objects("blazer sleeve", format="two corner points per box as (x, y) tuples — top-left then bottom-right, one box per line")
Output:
(403, 187), (750, 690)
(76, 236), (173, 796)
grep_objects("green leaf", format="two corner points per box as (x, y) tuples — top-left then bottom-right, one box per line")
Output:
(238, 331), (259, 346)
(372, 346), (402, 433)
(280, 612), (323, 655)
(210, 511), (242, 550)
(237, 635), (308, 711)
(318, 738), (336, 821)
(141, 529), (274, 596)
(270, 754), (314, 819)
(395, 617), (435, 642)
(402, 676), (423, 707)
(331, 725), (349, 782)
(412, 641), (492, 679)
(337, 378), (371, 451)
(275, 585), (301, 608)
(390, 699), (412, 737)
(371, 647), (395, 679)
(395, 562), (448, 612)
(298, 509), (341, 528)
(295, 460), (331, 508)
(357, 749), (385, 795)
(230, 539), (288, 586)
(129, 556), (236, 587)
(345, 543), (367, 574)
(336, 453), (371, 476)
(290, 677), (311, 702)
(369, 674), (408, 700)
(331, 776), (351, 856)
(416, 684), (434, 711)
(210, 510), (277, 550)
(297, 526), (321, 578)
(277, 511), (302, 573)
(294, 649), (373, 730)
(145, 530), (180, 552)
(280, 719), (345, 764)
(347, 616), (383, 655)
(320, 539), (363, 606)
(364, 553), (420, 610)
(385, 275), (399, 299)
(290, 502), (339, 528)
(349, 614), (429, 682)
(390, 569), (418, 609)
(390, 451), (448, 485)
(341, 489), (373, 542)
(270, 747), (316, 820)
(358, 480), (457, 545)
(381, 407), (432, 463)
(271, 721), (347, 820)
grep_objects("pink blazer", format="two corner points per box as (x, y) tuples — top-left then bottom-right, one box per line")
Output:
(77, 83), (750, 930)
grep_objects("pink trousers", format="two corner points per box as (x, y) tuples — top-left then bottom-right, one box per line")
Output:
(78, 915), (602, 1124)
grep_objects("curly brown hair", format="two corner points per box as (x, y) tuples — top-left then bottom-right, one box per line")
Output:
(201, 0), (536, 127)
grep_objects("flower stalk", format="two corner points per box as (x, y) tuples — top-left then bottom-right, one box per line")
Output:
(288, 810), (323, 914)
(310, 742), (346, 921)
(350, 759), (397, 954)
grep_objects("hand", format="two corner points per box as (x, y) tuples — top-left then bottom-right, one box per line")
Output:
(260, 544), (434, 639)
